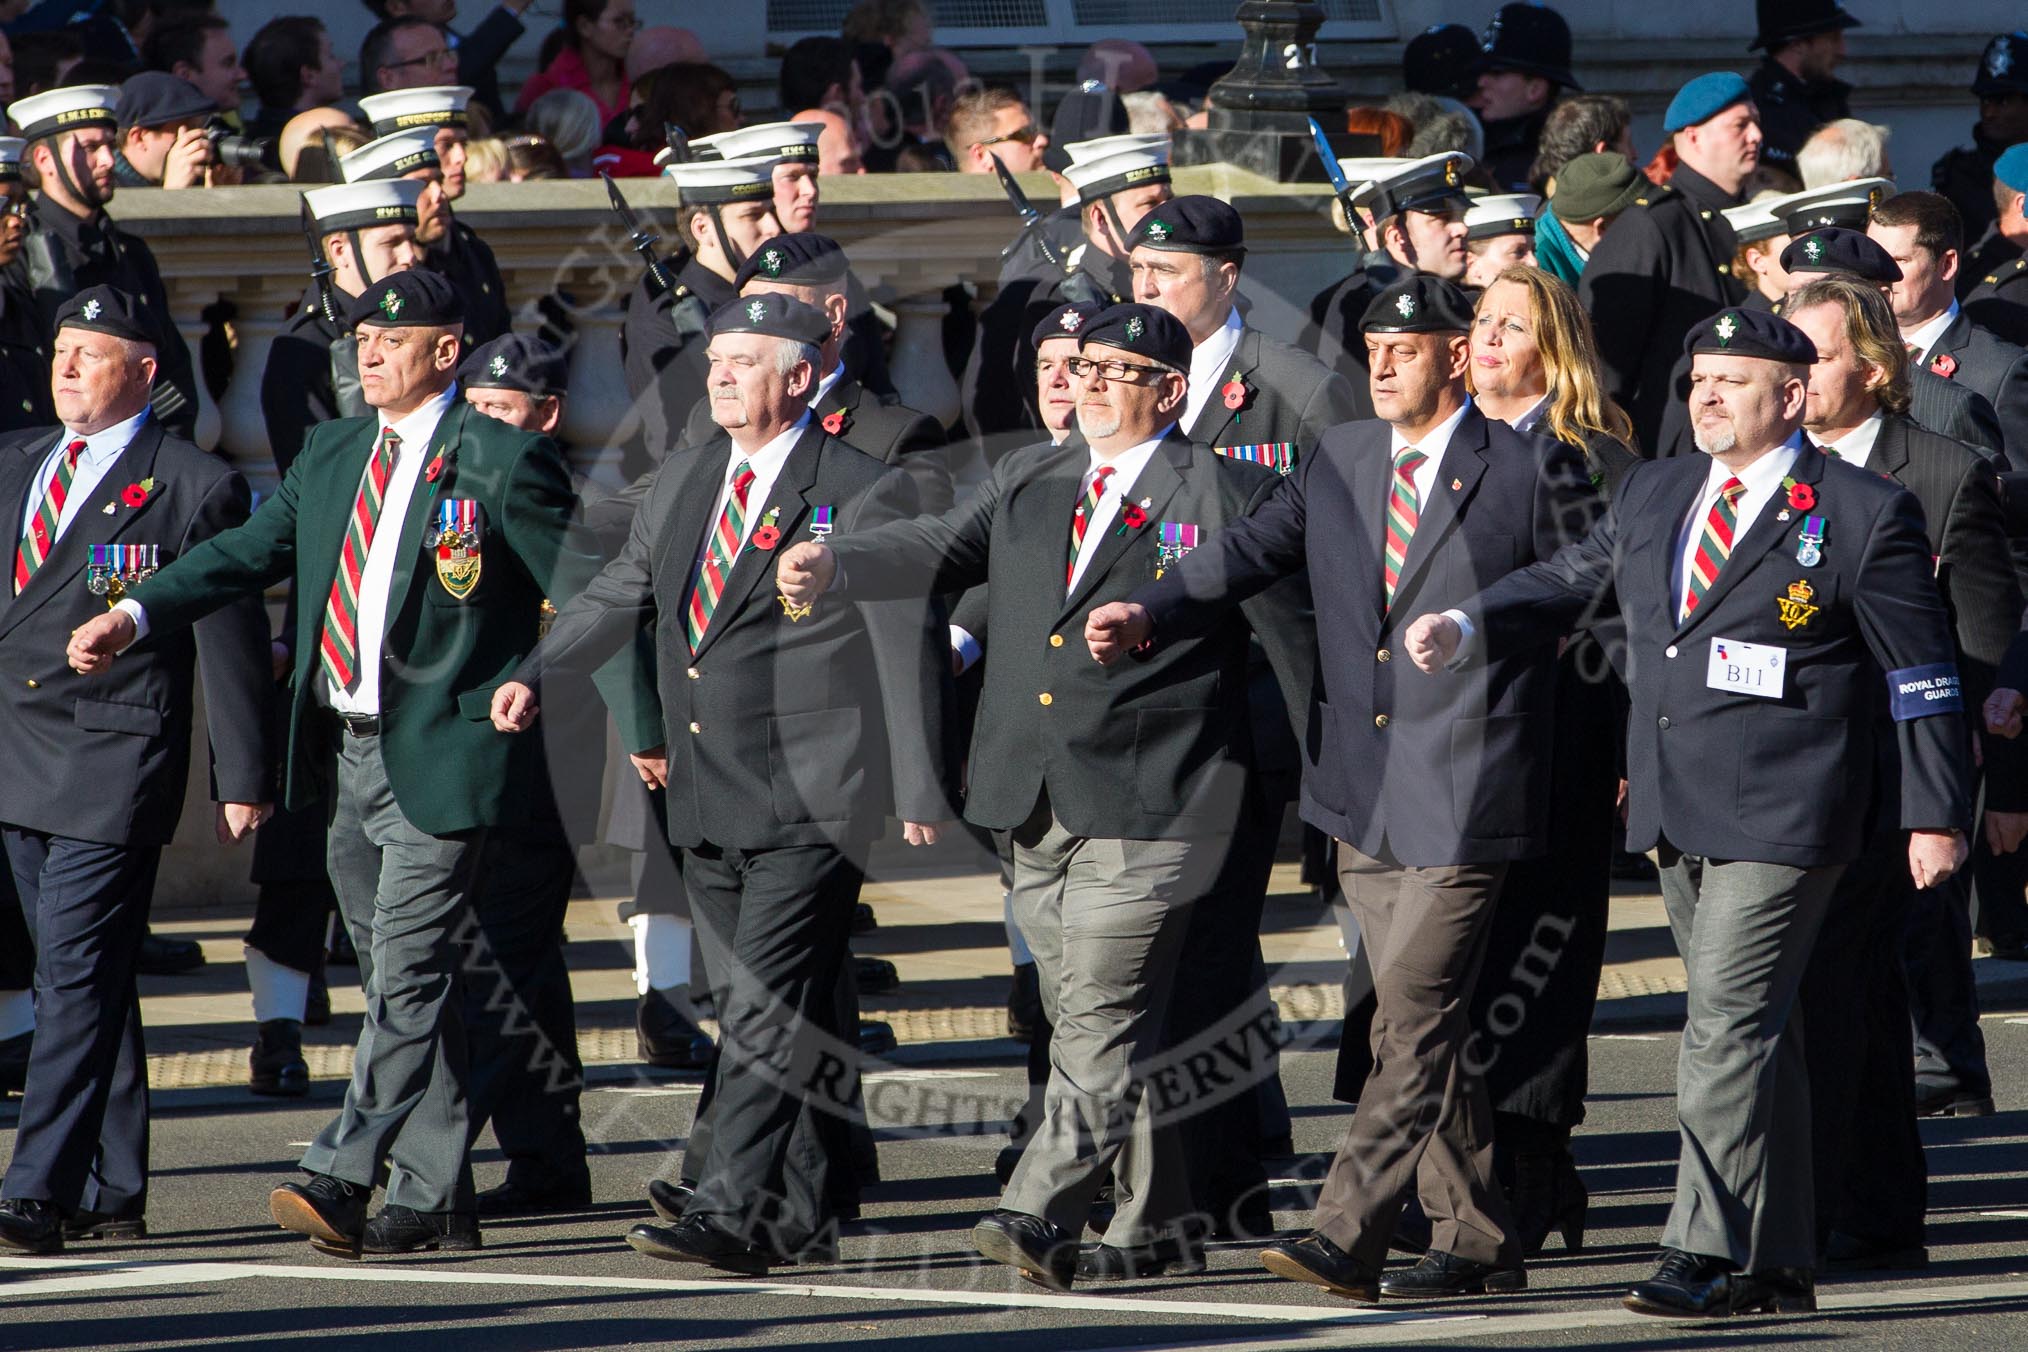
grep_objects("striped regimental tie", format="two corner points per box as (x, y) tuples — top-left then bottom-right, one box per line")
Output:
(1066, 463), (1115, 589)
(318, 427), (400, 691)
(1382, 447), (1427, 609)
(13, 438), (84, 594)
(1682, 475), (1748, 621)
(686, 460), (755, 652)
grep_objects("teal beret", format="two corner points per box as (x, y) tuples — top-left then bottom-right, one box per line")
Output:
(1997, 143), (2028, 194)
(1663, 72), (1752, 135)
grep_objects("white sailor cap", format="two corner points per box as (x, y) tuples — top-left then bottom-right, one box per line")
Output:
(664, 153), (779, 205)
(1348, 151), (1474, 222)
(1063, 136), (1172, 203)
(1060, 132), (1170, 168)
(1722, 190), (1795, 246)
(689, 120), (823, 166)
(340, 129), (442, 183)
(1778, 177), (1895, 237)
(357, 85), (475, 137)
(1464, 192), (1543, 240)
(0, 137), (24, 183)
(7, 85), (119, 142)
(305, 179), (427, 233)
(1336, 157), (1410, 193)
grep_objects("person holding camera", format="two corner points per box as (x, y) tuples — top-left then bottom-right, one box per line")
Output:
(112, 72), (228, 191)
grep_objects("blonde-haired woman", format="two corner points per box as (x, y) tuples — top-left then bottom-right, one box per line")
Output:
(1463, 264), (1631, 1256)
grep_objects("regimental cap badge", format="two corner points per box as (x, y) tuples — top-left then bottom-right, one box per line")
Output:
(1079, 78), (1105, 93)
(1804, 235), (1824, 262)
(1715, 312), (1738, 345)
(488, 353), (507, 378)
(81, 298), (101, 321)
(380, 288), (403, 319)
(1992, 37), (2014, 78)
(761, 248), (783, 277)
(746, 299), (767, 323)
(1396, 293), (1416, 318)
(1125, 316), (1144, 342)
(1443, 156), (1459, 187)
(1146, 219), (1170, 243)
(1058, 308), (1083, 332)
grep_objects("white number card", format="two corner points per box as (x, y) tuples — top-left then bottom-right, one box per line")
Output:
(1706, 637), (1786, 699)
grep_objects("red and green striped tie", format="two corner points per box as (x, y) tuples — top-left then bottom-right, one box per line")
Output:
(319, 427), (400, 691)
(14, 438), (84, 594)
(686, 460), (755, 652)
(1682, 476), (1748, 621)
(1066, 463), (1114, 589)
(1383, 447), (1427, 609)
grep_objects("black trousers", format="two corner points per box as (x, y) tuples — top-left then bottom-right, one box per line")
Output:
(1803, 833), (1927, 1250)
(246, 796), (336, 972)
(1909, 860), (1993, 1100)
(0, 859), (30, 989)
(0, 831), (159, 1216)
(678, 839), (865, 1251)
(461, 825), (589, 1192)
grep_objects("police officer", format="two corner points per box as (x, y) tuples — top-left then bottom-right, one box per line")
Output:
(1747, 0), (1861, 189)
(1962, 146), (2028, 348)
(357, 86), (512, 346)
(1471, 4), (1581, 192)
(968, 132), (1172, 455)
(619, 153), (782, 477)
(8, 86), (201, 441)
(1931, 33), (2028, 251)
(1581, 72), (1758, 454)
(0, 137), (53, 436)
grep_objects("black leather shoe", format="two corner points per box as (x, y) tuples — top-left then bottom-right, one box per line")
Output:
(62, 1209), (147, 1241)
(1379, 1249), (1527, 1298)
(362, 1204), (481, 1254)
(646, 1177), (696, 1222)
(1915, 1084), (1996, 1117)
(857, 1019), (898, 1057)
(1259, 1231), (1380, 1303)
(626, 1216), (770, 1275)
(973, 1210), (1077, 1291)
(0, 1030), (29, 1097)
(0, 1198), (63, 1254)
(475, 1176), (591, 1217)
(249, 1019), (309, 1097)
(1625, 1250), (1816, 1317)
(1076, 1233), (1206, 1280)
(854, 955), (899, 995)
(1006, 962), (1041, 1042)
(636, 988), (713, 1071)
(851, 902), (878, 934)
(270, 1174), (368, 1259)
(136, 930), (205, 976)
(1823, 1231), (1927, 1272)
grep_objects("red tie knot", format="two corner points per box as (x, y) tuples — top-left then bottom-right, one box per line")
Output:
(1093, 464), (1115, 487)
(1720, 476), (1746, 506)
(64, 438), (84, 465)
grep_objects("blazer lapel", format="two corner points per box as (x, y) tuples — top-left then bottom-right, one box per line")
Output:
(0, 424), (164, 641)
(1677, 441), (1824, 636)
(689, 425), (824, 661)
(1870, 417), (1911, 480)
(1060, 433), (1189, 622)
(1388, 407), (1488, 614)
(1925, 312), (1973, 376)
(382, 403), (464, 629)
(1185, 327), (1257, 445)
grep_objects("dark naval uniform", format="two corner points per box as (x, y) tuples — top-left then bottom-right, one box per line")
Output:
(1965, 256), (2028, 350)
(1302, 254), (1396, 421)
(261, 283), (367, 470)
(0, 264), (52, 435)
(620, 255), (729, 478)
(428, 219), (512, 346)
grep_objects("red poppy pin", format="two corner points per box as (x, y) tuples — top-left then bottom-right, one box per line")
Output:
(424, 454), (446, 483)
(1784, 478), (1816, 512)
(750, 506), (783, 551)
(1220, 373), (1248, 411)
(120, 477), (155, 507)
(1115, 502), (1148, 535)
(822, 409), (849, 436)
(1930, 352), (1957, 379)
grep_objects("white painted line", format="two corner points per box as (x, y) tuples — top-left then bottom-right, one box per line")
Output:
(1590, 1034), (1662, 1041)
(1979, 1210), (2028, 1220)
(0, 1255), (1477, 1325)
(589, 1086), (703, 1097)
(864, 1070), (1000, 1083)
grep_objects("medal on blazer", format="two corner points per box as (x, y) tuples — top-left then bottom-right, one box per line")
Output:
(1795, 514), (1826, 567)
(428, 499), (483, 600)
(779, 505), (834, 622)
(86, 543), (159, 604)
(1155, 521), (1199, 578)
(1777, 578), (1819, 630)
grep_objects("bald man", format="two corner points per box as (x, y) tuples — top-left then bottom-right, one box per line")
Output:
(795, 107), (865, 176)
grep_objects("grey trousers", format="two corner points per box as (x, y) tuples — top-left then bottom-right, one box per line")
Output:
(999, 795), (1217, 1248)
(1313, 845), (1518, 1268)
(1657, 845), (1841, 1272)
(300, 729), (485, 1212)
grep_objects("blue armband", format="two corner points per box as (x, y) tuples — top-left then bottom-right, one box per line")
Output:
(1887, 664), (1963, 721)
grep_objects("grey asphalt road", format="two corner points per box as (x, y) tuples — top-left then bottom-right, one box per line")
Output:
(5, 1014), (2028, 1351)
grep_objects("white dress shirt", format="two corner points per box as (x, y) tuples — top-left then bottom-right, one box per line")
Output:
(1067, 427), (1171, 593)
(700, 412), (810, 578)
(1903, 300), (1959, 364)
(1390, 399), (1471, 525)
(1815, 412), (1884, 469)
(1182, 307), (1246, 433)
(1671, 434), (1804, 611)
(17, 407), (151, 546)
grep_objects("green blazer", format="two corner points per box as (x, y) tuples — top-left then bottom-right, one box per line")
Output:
(130, 398), (653, 834)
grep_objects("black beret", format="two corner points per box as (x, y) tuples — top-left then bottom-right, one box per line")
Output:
(1779, 226), (1901, 284)
(1044, 80), (1128, 175)
(1079, 302), (1192, 372)
(457, 334), (567, 398)
(116, 72), (214, 130)
(346, 268), (466, 330)
(53, 285), (152, 345)
(1032, 300), (1105, 349)
(1683, 307), (1818, 364)
(707, 292), (833, 348)
(1360, 274), (1475, 334)
(733, 232), (850, 292)
(1126, 194), (1246, 255)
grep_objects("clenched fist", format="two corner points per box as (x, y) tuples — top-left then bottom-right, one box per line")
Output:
(1403, 613), (1462, 673)
(490, 680), (539, 732)
(1084, 602), (1152, 664)
(776, 542), (836, 609)
(69, 609), (137, 674)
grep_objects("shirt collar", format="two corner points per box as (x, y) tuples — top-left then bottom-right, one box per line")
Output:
(1816, 410), (1884, 461)
(1702, 429), (1805, 498)
(729, 410), (811, 480)
(382, 382), (458, 457)
(1395, 399), (1472, 460)
(1902, 300), (1959, 358)
(1085, 422), (1176, 486)
(61, 406), (151, 466)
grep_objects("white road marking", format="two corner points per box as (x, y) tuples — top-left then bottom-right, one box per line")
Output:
(864, 1070), (1000, 1083)
(1590, 1034), (1662, 1041)
(1979, 1210), (2028, 1220)
(589, 1086), (704, 1097)
(0, 1255), (1477, 1326)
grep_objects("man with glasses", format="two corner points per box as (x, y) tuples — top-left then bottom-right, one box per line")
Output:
(946, 88), (1048, 176)
(360, 18), (458, 98)
(775, 302), (1314, 1288)
(360, 1), (537, 125)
